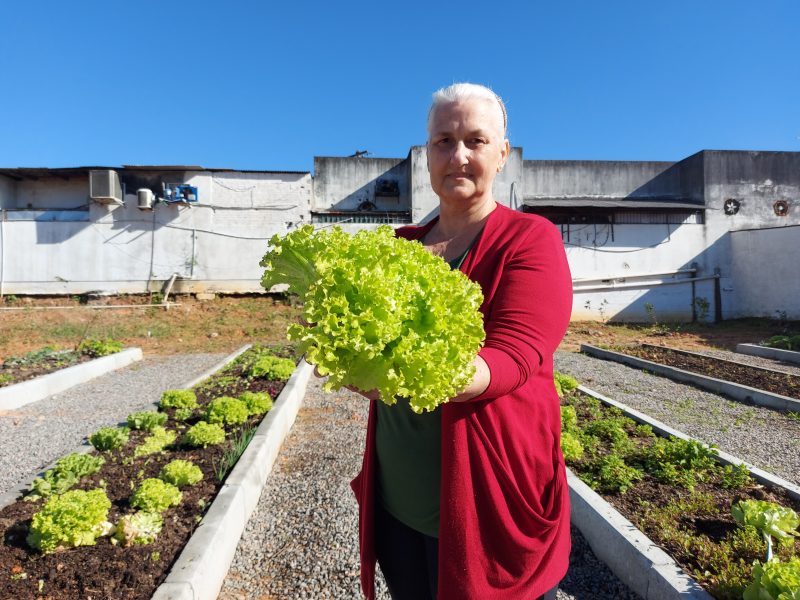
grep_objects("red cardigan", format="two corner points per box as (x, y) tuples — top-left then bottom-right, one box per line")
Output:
(351, 203), (573, 599)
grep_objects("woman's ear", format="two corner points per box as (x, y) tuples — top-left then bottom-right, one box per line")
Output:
(497, 139), (510, 172)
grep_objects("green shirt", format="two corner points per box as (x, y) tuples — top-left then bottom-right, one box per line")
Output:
(375, 249), (471, 538)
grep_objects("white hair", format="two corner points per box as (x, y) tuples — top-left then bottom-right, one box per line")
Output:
(427, 82), (508, 139)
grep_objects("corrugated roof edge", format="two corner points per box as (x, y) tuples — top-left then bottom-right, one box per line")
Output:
(0, 166), (310, 177)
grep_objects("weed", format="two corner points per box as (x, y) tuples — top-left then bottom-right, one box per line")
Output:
(693, 296), (711, 322)
(214, 426), (257, 482)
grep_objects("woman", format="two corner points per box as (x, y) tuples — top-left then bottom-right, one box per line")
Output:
(350, 83), (573, 600)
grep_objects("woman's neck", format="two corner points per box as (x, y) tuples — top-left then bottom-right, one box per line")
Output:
(435, 197), (496, 239)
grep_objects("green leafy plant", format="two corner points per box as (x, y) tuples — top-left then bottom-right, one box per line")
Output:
(720, 463), (752, 489)
(206, 396), (250, 427)
(733, 499), (800, 561)
(127, 411), (168, 432)
(239, 391), (273, 416)
(642, 437), (718, 489)
(27, 453), (106, 500)
(249, 354), (296, 381)
(554, 372), (578, 398)
(27, 488), (113, 553)
(159, 459), (203, 489)
(184, 421), (226, 448)
(133, 427), (176, 458)
(744, 557), (800, 600)
(130, 478), (182, 513)
(112, 511), (163, 546)
(159, 389), (198, 410)
(260, 224), (485, 413)
(763, 334), (800, 351)
(173, 407), (194, 422)
(77, 338), (123, 357)
(214, 426), (257, 482)
(89, 426), (130, 452)
(560, 431), (584, 462)
(560, 405), (578, 432)
(582, 454), (643, 494)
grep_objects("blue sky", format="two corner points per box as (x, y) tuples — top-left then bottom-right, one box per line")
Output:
(2, 1), (798, 172)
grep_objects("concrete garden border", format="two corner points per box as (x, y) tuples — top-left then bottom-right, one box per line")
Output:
(0, 347), (143, 411)
(580, 344), (800, 413)
(736, 343), (800, 366)
(568, 383), (800, 600)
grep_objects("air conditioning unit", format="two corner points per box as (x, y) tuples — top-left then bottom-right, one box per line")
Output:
(89, 170), (123, 205)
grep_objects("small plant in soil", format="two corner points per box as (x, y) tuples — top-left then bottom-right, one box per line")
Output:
(556, 372), (800, 599)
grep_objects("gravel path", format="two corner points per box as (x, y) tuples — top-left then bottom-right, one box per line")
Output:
(219, 376), (640, 600)
(0, 353), (226, 497)
(555, 351), (800, 486)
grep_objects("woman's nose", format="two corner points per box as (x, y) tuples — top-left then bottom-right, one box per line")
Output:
(450, 141), (468, 165)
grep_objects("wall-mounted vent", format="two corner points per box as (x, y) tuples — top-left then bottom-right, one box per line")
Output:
(89, 170), (123, 205)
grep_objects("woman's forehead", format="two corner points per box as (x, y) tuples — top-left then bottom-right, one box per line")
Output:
(429, 99), (504, 137)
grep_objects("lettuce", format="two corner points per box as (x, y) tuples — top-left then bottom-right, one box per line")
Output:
(733, 499), (799, 560)
(260, 225), (485, 413)
(744, 557), (800, 600)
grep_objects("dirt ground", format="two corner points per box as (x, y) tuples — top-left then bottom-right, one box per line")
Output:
(0, 293), (794, 360)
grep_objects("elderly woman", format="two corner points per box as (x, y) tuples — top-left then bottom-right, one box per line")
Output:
(350, 83), (573, 600)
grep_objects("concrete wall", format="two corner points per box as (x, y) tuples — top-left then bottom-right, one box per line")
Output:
(524, 160), (678, 198)
(0, 176), (15, 209)
(312, 156), (409, 212)
(730, 225), (800, 320)
(0, 170), (312, 295)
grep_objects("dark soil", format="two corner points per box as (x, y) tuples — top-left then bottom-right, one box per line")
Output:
(0, 351), (93, 388)
(0, 345), (295, 600)
(621, 343), (800, 400)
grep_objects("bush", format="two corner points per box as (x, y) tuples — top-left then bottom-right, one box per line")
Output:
(89, 426), (130, 452)
(159, 389), (198, 410)
(28, 453), (106, 499)
(184, 422), (226, 448)
(206, 396), (250, 427)
(127, 411), (168, 432)
(160, 459), (203, 489)
(78, 338), (123, 358)
(249, 355), (295, 381)
(27, 488), (112, 553)
(130, 478), (182, 513)
(239, 391), (273, 416)
(112, 511), (163, 546)
(133, 427), (177, 458)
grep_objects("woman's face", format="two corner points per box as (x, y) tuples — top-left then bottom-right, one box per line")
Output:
(427, 99), (509, 205)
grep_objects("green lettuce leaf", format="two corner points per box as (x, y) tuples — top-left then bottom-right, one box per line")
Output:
(260, 225), (485, 413)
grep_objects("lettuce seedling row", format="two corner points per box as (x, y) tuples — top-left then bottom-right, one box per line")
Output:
(0, 344), (298, 600)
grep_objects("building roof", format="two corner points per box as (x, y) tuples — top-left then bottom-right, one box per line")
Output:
(522, 196), (705, 210)
(0, 165), (310, 181)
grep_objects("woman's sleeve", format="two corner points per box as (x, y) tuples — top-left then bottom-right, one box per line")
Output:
(471, 220), (572, 401)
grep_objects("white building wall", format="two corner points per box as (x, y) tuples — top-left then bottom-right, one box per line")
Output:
(730, 225), (800, 319)
(0, 171), (312, 295)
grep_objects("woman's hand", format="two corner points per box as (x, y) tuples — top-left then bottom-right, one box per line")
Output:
(345, 385), (381, 402)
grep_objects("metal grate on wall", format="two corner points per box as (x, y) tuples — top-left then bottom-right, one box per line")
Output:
(613, 210), (704, 225)
(310, 211), (412, 225)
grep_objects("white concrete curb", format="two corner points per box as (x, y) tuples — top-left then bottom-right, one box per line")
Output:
(151, 358), (314, 600)
(581, 344), (800, 413)
(0, 347), (143, 411)
(737, 343), (800, 366)
(569, 382), (800, 599)
(568, 469), (714, 600)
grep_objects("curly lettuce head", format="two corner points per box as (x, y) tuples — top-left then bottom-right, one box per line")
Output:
(260, 225), (485, 413)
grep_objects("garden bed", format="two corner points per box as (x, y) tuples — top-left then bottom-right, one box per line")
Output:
(622, 344), (800, 400)
(0, 344), (299, 600)
(559, 376), (800, 599)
